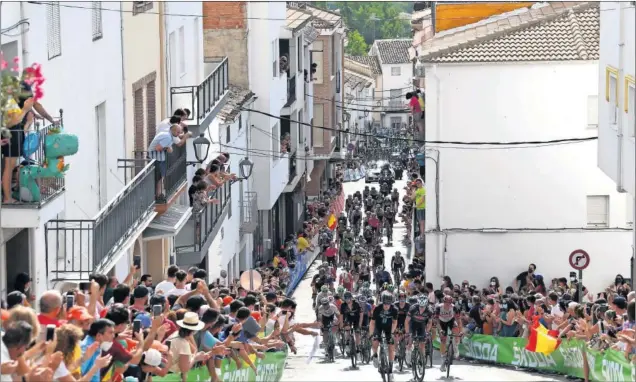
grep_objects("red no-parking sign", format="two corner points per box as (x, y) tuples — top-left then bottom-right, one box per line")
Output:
(569, 249), (590, 270)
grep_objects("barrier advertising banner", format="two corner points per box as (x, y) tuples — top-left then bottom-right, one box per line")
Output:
(154, 351), (288, 382)
(434, 334), (635, 381)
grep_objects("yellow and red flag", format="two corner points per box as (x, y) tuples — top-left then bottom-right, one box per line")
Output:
(327, 214), (337, 230)
(525, 317), (561, 355)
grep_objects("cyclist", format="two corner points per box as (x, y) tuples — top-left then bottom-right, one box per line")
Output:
(363, 185), (370, 199)
(311, 268), (328, 308)
(391, 251), (405, 282)
(369, 292), (398, 376)
(363, 225), (374, 245)
(359, 260), (371, 284)
(370, 186), (378, 199)
(358, 294), (373, 336)
(337, 212), (348, 241)
(405, 297), (434, 359)
(345, 195), (353, 213)
(351, 205), (362, 233)
(364, 195), (375, 213)
(318, 297), (341, 349)
(350, 250), (363, 273)
(339, 266), (354, 292)
(391, 188), (400, 209)
(315, 285), (331, 317)
(340, 291), (362, 352)
(375, 266), (392, 291)
(372, 245), (385, 269)
(436, 295), (462, 371)
(341, 228), (354, 257)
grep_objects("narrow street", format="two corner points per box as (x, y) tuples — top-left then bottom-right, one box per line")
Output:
(282, 177), (570, 382)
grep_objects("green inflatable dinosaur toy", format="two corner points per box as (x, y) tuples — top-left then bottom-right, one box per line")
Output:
(17, 127), (79, 202)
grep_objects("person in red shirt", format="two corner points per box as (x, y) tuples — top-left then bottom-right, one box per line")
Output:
(324, 242), (338, 267)
(37, 290), (65, 329)
(339, 268), (354, 292)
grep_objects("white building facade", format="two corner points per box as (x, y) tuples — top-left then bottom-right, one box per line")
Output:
(420, 2), (633, 295)
(369, 39), (413, 130)
(597, 1), (636, 280)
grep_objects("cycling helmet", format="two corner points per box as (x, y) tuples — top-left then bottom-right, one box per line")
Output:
(382, 282), (389, 289)
(395, 251), (402, 256)
(407, 296), (418, 305)
(387, 285), (396, 293)
(381, 292), (394, 305)
(418, 297), (429, 307)
(443, 295), (453, 303)
(337, 286), (345, 295)
(357, 295), (367, 303)
(320, 297), (329, 305)
(362, 281), (370, 289)
(398, 290), (406, 298)
(320, 285), (328, 293)
(343, 291), (353, 300)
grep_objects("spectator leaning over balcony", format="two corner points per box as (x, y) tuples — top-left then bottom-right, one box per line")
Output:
(148, 124), (181, 201)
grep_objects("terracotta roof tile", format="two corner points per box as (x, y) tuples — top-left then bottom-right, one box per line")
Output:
(374, 39), (413, 64)
(419, 2), (598, 63)
(217, 86), (255, 124)
(345, 55), (382, 75)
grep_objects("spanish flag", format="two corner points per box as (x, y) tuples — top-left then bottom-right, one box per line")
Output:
(327, 214), (337, 230)
(525, 317), (561, 355)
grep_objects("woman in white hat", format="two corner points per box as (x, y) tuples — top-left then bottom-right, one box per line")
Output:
(165, 312), (210, 380)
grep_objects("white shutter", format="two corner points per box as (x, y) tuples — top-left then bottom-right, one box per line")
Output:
(609, 75), (618, 124)
(47, 2), (62, 59)
(586, 95), (598, 128)
(586, 195), (609, 227)
(92, 2), (102, 40)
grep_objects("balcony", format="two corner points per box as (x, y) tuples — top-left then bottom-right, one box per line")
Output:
(1, 113), (77, 228)
(174, 181), (232, 266)
(239, 191), (258, 236)
(129, 145), (188, 213)
(170, 57), (230, 134)
(45, 161), (157, 282)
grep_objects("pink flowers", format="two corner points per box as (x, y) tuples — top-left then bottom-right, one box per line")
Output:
(24, 63), (46, 101)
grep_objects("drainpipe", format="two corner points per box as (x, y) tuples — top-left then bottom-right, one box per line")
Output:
(159, 2), (168, 117)
(119, 3), (127, 159)
(429, 63), (446, 279)
(616, 4), (625, 193)
(19, 2), (29, 66)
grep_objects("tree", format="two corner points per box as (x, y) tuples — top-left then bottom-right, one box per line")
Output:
(345, 30), (368, 56)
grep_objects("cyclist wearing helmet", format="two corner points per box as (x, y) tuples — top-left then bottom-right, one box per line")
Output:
(317, 297), (341, 347)
(391, 251), (405, 281)
(339, 267), (354, 292)
(394, 291), (411, 334)
(436, 295), (462, 371)
(311, 268), (328, 308)
(405, 296), (434, 357)
(359, 259), (371, 283)
(350, 248), (363, 273)
(315, 285), (331, 315)
(340, 291), (362, 350)
(374, 266), (392, 289)
(363, 225), (374, 244)
(369, 292), (398, 375)
(372, 245), (385, 268)
(358, 295), (373, 329)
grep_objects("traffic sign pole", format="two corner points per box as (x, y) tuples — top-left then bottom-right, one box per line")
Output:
(569, 249), (590, 303)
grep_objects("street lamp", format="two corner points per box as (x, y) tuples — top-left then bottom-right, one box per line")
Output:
(238, 157), (254, 180)
(192, 133), (211, 164)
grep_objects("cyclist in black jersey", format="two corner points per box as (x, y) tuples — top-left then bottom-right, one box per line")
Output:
(393, 290), (411, 344)
(340, 291), (362, 350)
(405, 296), (434, 357)
(369, 292), (398, 376)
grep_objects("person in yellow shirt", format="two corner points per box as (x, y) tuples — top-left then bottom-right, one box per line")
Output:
(412, 178), (426, 238)
(297, 234), (310, 253)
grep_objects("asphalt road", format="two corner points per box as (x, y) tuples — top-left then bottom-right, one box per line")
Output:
(281, 177), (571, 382)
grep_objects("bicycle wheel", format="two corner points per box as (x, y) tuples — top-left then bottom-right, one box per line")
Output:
(446, 340), (453, 378)
(379, 346), (387, 382)
(426, 336), (433, 369)
(412, 347), (425, 382)
(397, 340), (405, 372)
(338, 330), (346, 356)
(329, 333), (336, 362)
(349, 332), (357, 368)
(362, 336), (371, 364)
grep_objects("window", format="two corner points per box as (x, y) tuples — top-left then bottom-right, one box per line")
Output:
(272, 123), (279, 162)
(145, 80), (156, 146)
(389, 89), (402, 108)
(391, 67), (401, 76)
(238, 114), (242, 131)
(298, 109), (304, 145)
(313, 104), (324, 147)
(132, 1), (153, 15)
(46, 2), (62, 60)
(226, 125), (230, 143)
(133, 88), (145, 151)
(272, 39), (278, 77)
(626, 195), (634, 227)
(626, 75), (635, 137)
(312, 40), (324, 84)
(169, 32), (177, 86)
(297, 36), (303, 73)
(95, 102), (108, 208)
(92, 2), (102, 40)
(586, 195), (609, 227)
(606, 66), (619, 124)
(178, 27), (185, 76)
(586, 95), (598, 128)
(331, 35), (335, 76)
(390, 117), (401, 130)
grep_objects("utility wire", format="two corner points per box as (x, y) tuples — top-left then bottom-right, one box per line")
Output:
(32, 1), (627, 21)
(240, 107), (598, 146)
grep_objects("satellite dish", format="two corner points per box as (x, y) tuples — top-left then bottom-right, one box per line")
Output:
(240, 270), (262, 291)
(220, 270), (228, 279)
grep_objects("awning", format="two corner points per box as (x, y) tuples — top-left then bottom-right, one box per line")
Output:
(142, 204), (192, 240)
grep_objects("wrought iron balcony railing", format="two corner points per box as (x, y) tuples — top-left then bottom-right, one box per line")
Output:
(240, 191), (258, 235)
(170, 57), (229, 127)
(1, 113), (66, 208)
(176, 181), (231, 254)
(129, 144), (187, 204)
(45, 160), (157, 282)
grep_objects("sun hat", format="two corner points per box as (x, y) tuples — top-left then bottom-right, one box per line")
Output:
(143, 348), (162, 367)
(176, 311), (204, 331)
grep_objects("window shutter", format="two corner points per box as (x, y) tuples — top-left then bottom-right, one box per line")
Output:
(47, 3), (62, 59)
(92, 2), (102, 40)
(587, 95), (598, 128)
(146, 81), (156, 147)
(133, 88), (145, 151)
(586, 195), (609, 227)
